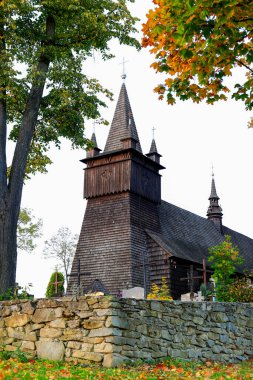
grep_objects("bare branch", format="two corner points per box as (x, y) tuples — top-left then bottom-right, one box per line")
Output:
(236, 59), (253, 74)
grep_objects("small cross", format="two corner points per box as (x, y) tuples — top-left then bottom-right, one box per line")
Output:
(120, 57), (128, 80)
(152, 126), (156, 139)
(49, 272), (64, 296)
(180, 265), (203, 300)
(197, 258), (213, 286)
(135, 260), (150, 299)
(68, 258), (91, 293)
(211, 163), (214, 177)
(92, 119), (101, 133)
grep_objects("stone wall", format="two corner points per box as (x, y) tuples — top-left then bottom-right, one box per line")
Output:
(0, 297), (252, 366)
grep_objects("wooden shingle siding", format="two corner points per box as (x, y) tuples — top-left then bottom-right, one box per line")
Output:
(68, 193), (132, 295)
(129, 195), (162, 289)
(67, 191), (163, 295)
(131, 160), (161, 204)
(147, 237), (171, 293)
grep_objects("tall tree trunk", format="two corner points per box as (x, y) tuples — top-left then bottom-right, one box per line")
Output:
(0, 205), (18, 292)
(0, 15), (55, 294)
(0, 97), (7, 195)
(0, 17), (7, 196)
(0, 16), (10, 293)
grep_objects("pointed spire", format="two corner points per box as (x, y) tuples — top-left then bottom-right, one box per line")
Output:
(86, 132), (101, 158)
(207, 173), (223, 233)
(149, 138), (158, 154)
(146, 128), (161, 164)
(91, 132), (98, 147)
(209, 173), (219, 199)
(104, 83), (142, 153)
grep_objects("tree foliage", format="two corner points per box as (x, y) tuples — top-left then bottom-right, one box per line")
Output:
(43, 227), (78, 285)
(17, 208), (43, 253)
(0, 0), (139, 293)
(227, 275), (253, 302)
(142, 0), (253, 125)
(208, 235), (244, 301)
(2, 0), (139, 175)
(46, 271), (65, 298)
(147, 276), (173, 300)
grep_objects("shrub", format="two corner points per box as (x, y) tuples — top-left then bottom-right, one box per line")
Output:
(208, 235), (244, 301)
(46, 271), (64, 298)
(0, 284), (33, 301)
(0, 348), (30, 362)
(147, 277), (173, 300)
(226, 276), (253, 302)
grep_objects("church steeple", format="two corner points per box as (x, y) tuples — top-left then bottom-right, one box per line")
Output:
(86, 132), (101, 158)
(104, 83), (142, 153)
(81, 82), (164, 203)
(91, 132), (98, 146)
(146, 138), (161, 164)
(207, 173), (223, 233)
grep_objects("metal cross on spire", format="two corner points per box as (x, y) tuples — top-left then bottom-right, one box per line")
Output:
(120, 57), (128, 80)
(211, 163), (214, 177)
(92, 118), (102, 133)
(152, 126), (156, 139)
(92, 120), (96, 133)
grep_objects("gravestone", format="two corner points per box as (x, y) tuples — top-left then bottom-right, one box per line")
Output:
(181, 292), (197, 301)
(122, 287), (144, 299)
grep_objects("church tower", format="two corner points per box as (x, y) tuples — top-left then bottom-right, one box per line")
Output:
(207, 173), (223, 233)
(68, 83), (164, 295)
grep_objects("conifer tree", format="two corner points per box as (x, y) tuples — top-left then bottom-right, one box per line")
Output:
(46, 271), (64, 298)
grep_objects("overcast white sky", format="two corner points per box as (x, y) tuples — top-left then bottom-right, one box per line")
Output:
(15, 1), (253, 297)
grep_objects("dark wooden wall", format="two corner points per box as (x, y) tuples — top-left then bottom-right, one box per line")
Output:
(170, 258), (211, 300)
(67, 193), (132, 295)
(147, 236), (171, 294)
(129, 194), (162, 288)
(83, 150), (162, 204)
(67, 192), (163, 295)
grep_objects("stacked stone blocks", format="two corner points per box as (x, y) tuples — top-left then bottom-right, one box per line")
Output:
(0, 297), (252, 366)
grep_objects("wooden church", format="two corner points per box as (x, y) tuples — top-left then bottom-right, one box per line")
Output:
(67, 82), (253, 299)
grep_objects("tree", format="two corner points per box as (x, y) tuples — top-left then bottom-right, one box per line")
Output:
(17, 208), (43, 253)
(142, 0), (253, 125)
(0, 0), (139, 293)
(227, 275), (253, 302)
(43, 227), (78, 285)
(208, 235), (244, 301)
(46, 271), (65, 298)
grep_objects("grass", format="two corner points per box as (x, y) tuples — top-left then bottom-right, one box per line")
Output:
(0, 353), (253, 379)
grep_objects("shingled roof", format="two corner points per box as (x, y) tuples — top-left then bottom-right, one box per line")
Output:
(209, 175), (219, 199)
(149, 138), (158, 154)
(104, 83), (142, 153)
(146, 201), (253, 273)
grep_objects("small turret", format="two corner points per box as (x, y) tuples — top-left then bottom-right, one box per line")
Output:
(146, 138), (161, 164)
(86, 132), (101, 158)
(207, 173), (223, 233)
